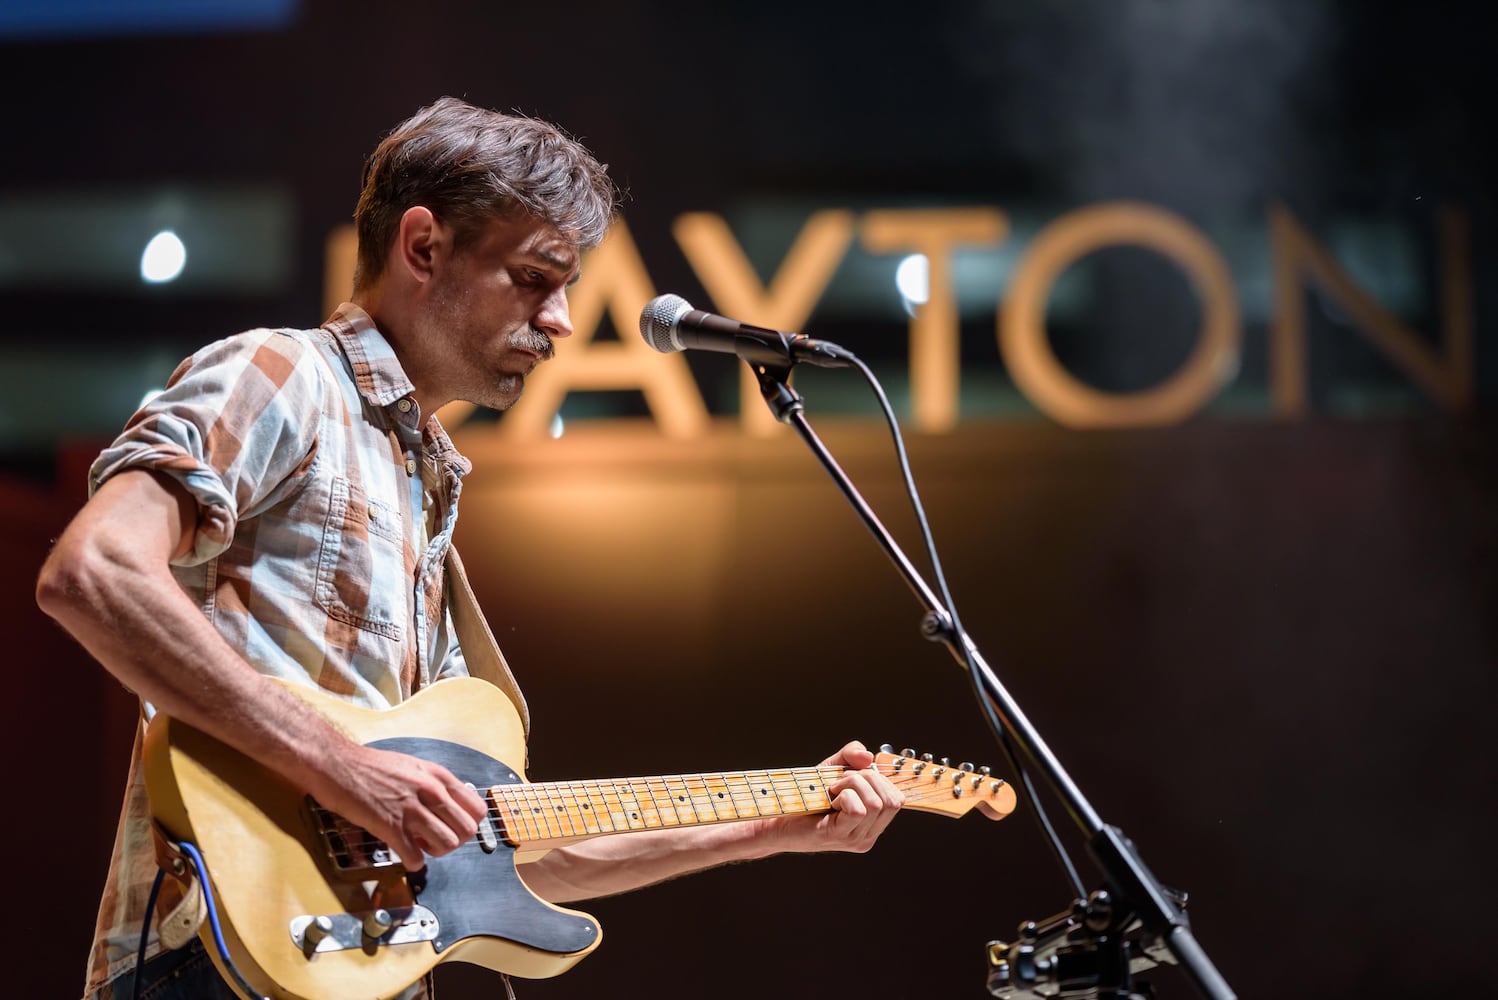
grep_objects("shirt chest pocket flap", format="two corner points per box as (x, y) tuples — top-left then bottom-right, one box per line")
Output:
(315, 476), (407, 640)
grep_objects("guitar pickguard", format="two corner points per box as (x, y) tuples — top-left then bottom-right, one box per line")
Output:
(363, 736), (599, 957)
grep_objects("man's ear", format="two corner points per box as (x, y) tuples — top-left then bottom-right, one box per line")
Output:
(394, 206), (450, 286)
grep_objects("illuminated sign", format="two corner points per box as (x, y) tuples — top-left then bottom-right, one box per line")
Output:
(324, 201), (1473, 438)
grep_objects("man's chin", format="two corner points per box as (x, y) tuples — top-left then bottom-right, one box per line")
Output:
(483, 374), (526, 412)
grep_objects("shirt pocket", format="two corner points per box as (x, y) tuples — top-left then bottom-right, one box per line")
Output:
(315, 476), (407, 640)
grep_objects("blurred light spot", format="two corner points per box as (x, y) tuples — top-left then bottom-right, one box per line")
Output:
(549, 412), (565, 439)
(896, 253), (929, 314)
(140, 230), (186, 283)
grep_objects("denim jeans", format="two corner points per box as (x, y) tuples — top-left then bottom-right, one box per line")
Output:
(99, 939), (433, 999)
(99, 940), (239, 1000)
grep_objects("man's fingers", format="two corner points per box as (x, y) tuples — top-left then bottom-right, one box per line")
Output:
(411, 766), (484, 857)
(823, 739), (874, 770)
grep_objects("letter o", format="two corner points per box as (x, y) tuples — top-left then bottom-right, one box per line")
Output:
(1000, 202), (1241, 427)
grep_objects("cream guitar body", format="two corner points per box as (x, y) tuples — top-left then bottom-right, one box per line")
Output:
(143, 676), (1014, 1000)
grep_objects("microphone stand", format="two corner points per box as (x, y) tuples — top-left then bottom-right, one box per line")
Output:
(748, 359), (1236, 1000)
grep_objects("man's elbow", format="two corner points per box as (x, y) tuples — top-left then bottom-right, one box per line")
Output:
(36, 533), (107, 625)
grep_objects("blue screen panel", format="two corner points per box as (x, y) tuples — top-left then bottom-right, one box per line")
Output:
(0, 0), (298, 39)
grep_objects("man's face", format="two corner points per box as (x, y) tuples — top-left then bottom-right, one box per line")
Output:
(414, 213), (580, 412)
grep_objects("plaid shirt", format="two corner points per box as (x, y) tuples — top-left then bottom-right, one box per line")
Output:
(82, 303), (471, 999)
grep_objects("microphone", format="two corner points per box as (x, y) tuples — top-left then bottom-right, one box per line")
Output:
(638, 294), (855, 369)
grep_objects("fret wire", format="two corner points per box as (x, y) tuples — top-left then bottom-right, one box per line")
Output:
(647, 776), (683, 827)
(704, 772), (734, 820)
(692, 772), (724, 821)
(779, 768), (811, 813)
(749, 772), (784, 814)
(740, 772), (772, 814)
(590, 777), (621, 834)
(559, 780), (584, 837)
(616, 780), (647, 830)
(527, 782), (560, 840)
(653, 778), (683, 826)
(665, 773), (701, 824)
(568, 780), (599, 835)
(508, 784), (535, 842)
(541, 780), (578, 838)
(568, 780), (602, 835)
(698, 771), (734, 819)
(595, 779), (623, 831)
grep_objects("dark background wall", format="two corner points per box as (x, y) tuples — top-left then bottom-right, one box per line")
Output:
(2, 2), (1494, 998)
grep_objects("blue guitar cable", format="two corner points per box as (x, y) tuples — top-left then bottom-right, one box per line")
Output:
(178, 840), (270, 1000)
(129, 840), (269, 1000)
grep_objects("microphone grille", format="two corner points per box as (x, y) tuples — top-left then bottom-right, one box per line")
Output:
(639, 293), (693, 353)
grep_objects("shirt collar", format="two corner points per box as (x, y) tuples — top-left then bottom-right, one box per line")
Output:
(323, 302), (417, 409)
(324, 302), (473, 478)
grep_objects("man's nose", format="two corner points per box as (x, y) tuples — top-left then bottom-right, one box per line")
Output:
(535, 286), (573, 340)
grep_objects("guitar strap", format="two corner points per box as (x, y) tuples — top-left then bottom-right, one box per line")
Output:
(443, 544), (531, 741)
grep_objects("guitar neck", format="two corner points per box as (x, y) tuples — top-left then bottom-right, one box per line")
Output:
(491, 766), (846, 848)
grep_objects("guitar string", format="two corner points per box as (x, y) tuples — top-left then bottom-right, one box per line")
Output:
(314, 765), (1002, 858)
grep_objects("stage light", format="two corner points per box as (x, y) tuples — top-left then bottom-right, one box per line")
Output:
(895, 253), (929, 309)
(140, 230), (186, 283)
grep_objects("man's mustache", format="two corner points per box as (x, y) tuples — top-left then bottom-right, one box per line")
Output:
(518, 326), (554, 361)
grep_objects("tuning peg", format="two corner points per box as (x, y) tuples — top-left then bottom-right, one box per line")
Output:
(901, 748), (916, 758)
(921, 753), (934, 762)
(940, 756), (951, 767)
(879, 743), (894, 753)
(960, 761), (974, 773)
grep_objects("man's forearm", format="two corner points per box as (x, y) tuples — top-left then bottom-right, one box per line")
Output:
(517, 820), (782, 903)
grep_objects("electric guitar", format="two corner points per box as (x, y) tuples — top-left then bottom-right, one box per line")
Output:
(143, 676), (1016, 1000)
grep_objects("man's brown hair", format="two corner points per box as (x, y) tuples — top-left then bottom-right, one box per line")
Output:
(353, 97), (618, 288)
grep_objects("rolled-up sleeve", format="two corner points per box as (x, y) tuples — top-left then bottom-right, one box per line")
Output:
(89, 329), (326, 567)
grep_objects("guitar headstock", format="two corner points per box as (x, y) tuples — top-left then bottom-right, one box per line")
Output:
(875, 745), (1017, 821)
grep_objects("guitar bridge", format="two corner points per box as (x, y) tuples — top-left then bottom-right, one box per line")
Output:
(307, 798), (401, 871)
(290, 905), (439, 954)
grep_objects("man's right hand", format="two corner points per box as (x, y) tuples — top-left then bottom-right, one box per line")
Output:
(312, 745), (490, 868)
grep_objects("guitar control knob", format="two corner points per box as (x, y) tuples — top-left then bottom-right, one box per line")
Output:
(363, 908), (394, 939)
(302, 915), (334, 952)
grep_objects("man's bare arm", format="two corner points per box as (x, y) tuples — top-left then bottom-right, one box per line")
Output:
(35, 469), (486, 864)
(517, 740), (904, 903)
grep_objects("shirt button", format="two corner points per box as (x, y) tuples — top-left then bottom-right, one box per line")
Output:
(397, 398), (414, 413)
(405, 459), (417, 476)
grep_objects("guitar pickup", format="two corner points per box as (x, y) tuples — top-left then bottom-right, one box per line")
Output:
(290, 905), (440, 955)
